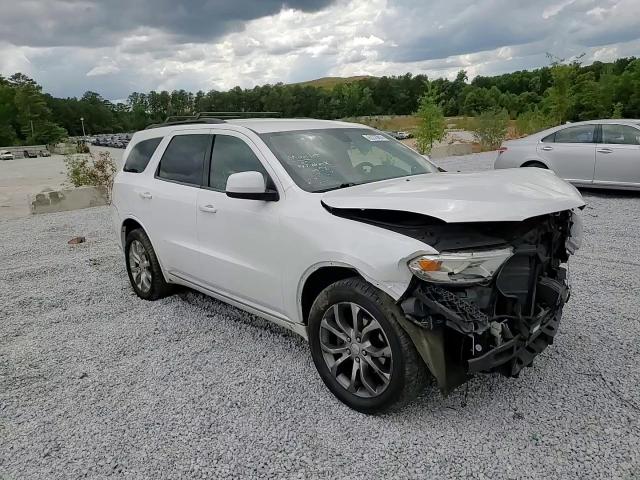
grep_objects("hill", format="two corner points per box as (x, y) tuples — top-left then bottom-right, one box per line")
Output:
(292, 75), (373, 89)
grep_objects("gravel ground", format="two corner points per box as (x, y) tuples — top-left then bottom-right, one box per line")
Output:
(1, 154), (639, 479)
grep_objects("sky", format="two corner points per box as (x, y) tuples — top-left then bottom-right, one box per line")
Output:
(0, 0), (638, 101)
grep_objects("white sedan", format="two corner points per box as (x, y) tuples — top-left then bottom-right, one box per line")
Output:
(494, 119), (640, 190)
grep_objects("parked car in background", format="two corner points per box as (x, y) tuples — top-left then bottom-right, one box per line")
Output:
(386, 131), (412, 140)
(495, 119), (640, 190)
(39, 150), (51, 157)
(0, 150), (14, 160)
(23, 150), (37, 158)
(112, 115), (584, 413)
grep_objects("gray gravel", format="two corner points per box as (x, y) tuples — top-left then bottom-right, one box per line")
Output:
(1, 154), (639, 479)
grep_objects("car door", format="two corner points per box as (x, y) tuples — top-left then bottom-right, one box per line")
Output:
(594, 124), (640, 187)
(537, 124), (597, 184)
(146, 129), (212, 277)
(195, 131), (286, 317)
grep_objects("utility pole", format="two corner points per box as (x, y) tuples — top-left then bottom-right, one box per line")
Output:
(80, 117), (86, 137)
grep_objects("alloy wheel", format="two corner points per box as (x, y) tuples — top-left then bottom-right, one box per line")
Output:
(319, 302), (393, 398)
(128, 239), (152, 293)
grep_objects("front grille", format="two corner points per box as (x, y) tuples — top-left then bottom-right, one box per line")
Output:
(413, 284), (489, 334)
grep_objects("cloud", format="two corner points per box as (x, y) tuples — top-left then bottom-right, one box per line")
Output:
(86, 62), (120, 77)
(0, 0), (336, 48)
(0, 0), (638, 99)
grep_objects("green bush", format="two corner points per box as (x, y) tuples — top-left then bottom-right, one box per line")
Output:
(516, 109), (555, 136)
(65, 151), (117, 201)
(471, 109), (509, 150)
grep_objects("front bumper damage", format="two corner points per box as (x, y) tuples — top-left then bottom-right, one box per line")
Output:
(397, 211), (578, 393)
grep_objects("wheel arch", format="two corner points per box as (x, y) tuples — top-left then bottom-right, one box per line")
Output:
(299, 264), (361, 324)
(521, 158), (550, 169)
(121, 216), (146, 249)
(120, 216), (170, 283)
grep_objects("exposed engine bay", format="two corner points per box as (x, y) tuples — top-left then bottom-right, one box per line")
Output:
(329, 206), (582, 393)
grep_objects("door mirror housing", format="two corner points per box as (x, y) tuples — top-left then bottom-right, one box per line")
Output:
(225, 171), (279, 201)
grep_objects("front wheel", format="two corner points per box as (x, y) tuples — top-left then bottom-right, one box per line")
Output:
(308, 277), (428, 414)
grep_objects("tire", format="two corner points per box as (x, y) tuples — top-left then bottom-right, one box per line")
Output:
(308, 277), (428, 414)
(522, 161), (547, 169)
(124, 228), (171, 301)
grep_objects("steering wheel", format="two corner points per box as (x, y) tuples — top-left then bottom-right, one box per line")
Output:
(355, 162), (375, 175)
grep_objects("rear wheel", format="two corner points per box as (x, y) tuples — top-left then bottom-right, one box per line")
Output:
(125, 229), (171, 300)
(522, 161), (547, 169)
(308, 277), (428, 413)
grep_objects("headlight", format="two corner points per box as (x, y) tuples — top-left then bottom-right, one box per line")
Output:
(408, 247), (513, 284)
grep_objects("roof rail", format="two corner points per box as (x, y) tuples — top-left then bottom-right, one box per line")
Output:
(145, 117), (225, 129)
(195, 112), (282, 119)
(145, 111), (282, 129)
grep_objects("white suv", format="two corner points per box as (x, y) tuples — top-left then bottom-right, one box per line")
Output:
(111, 115), (585, 413)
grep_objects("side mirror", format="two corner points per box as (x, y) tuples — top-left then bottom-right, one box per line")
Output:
(225, 171), (279, 201)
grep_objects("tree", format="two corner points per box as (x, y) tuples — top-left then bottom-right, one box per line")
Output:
(462, 87), (496, 115)
(11, 73), (67, 144)
(611, 102), (623, 118)
(415, 84), (445, 155)
(544, 54), (583, 124)
(0, 79), (18, 145)
(0, 55), (639, 146)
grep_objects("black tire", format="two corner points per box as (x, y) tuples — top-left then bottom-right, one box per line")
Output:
(124, 228), (171, 301)
(308, 277), (428, 414)
(522, 161), (547, 169)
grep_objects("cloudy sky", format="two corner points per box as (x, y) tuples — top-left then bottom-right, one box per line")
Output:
(0, 0), (638, 101)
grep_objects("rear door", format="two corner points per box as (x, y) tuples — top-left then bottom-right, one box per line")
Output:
(594, 124), (640, 187)
(195, 130), (286, 317)
(537, 124), (597, 183)
(146, 129), (212, 277)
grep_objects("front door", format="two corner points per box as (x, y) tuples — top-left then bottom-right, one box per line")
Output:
(195, 131), (285, 317)
(537, 124), (597, 183)
(594, 124), (640, 187)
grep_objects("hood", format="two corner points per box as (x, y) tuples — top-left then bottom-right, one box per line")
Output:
(322, 169), (585, 223)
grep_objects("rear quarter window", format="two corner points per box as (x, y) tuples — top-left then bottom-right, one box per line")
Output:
(123, 137), (162, 173)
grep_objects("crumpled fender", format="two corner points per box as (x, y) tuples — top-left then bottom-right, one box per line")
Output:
(396, 316), (468, 393)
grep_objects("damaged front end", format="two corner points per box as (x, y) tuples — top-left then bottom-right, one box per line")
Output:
(394, 210), (582, 393)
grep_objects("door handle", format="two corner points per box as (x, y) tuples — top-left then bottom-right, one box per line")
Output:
(199, 204), (217, 213)
(138, 191), (152, 199)
(541, 146), (553, 151)
(597, 148), (613, 154)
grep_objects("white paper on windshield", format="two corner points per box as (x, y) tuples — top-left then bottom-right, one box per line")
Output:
(362, 134), (389, 142)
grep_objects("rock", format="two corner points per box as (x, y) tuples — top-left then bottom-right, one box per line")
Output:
(68, 236), (86, 245)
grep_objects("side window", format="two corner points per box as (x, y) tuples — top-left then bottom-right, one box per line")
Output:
(157, 134), (210, 185)
(554, 125), (596, 144)
(602, 125), (640, 145)
(209, 135), (268, 191)
(542, 133), (555, 143)
(123, 137), (162, 173)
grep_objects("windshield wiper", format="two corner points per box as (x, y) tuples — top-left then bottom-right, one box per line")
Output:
(315, 182), (359, 193)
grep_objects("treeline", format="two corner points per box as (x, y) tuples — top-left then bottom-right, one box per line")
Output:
(1, 57), (639, 146)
